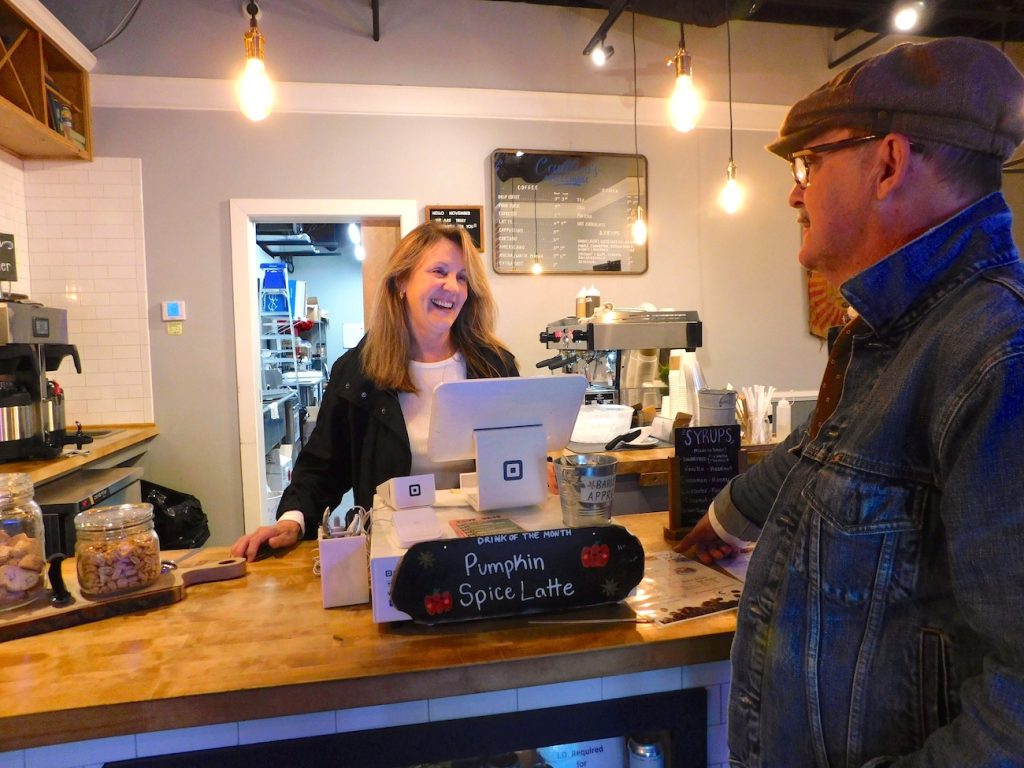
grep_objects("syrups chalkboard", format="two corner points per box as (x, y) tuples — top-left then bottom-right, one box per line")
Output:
(673, 425), (741, 528)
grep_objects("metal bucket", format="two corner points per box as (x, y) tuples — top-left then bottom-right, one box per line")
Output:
(553, 453), (618, 527)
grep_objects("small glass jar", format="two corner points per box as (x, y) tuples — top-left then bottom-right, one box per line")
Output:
(74, 503), (161, 597)
(0, 473), (46, 611)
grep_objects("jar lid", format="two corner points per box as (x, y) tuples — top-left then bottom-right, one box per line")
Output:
(0, 473), (34, 504)
(74, 503), (154, 532)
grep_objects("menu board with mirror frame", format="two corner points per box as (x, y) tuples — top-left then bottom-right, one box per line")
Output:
(491, 149), (648, 274)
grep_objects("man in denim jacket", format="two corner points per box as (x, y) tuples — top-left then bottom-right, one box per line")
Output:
(678, 38), (1024, 767)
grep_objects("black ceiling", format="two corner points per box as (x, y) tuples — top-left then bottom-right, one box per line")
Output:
(493, 1), (1024, 43)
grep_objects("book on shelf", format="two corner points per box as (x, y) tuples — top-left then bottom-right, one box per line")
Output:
(65, 128), (86, 150)
(47, 95), (62, 133)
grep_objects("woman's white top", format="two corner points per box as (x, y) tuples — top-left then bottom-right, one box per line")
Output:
(399, 353), (473, 490)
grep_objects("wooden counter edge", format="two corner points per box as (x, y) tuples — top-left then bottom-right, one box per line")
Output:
(2, 424), (159, 486)
(5, 625), (734, 750)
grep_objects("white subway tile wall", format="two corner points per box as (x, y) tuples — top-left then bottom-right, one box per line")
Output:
(0, 662), (733, 768)
(22, 157), (153, 426)
(0, 149), (31, 298)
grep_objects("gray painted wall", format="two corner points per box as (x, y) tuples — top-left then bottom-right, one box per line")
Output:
(79, 0), (1024, 543)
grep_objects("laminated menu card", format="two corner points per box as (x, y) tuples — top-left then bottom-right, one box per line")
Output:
(627, 551), (743, 627)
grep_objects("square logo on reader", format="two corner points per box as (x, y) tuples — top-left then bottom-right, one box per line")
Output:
(503, 459), (523, 481)
(409, 483), (421, 497)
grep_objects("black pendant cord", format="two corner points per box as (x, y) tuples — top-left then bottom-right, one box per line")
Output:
(632, 10), (641, 211)
(727, 21), (734, 164)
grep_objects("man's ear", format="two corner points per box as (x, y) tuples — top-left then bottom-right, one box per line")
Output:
(875, 133), (915, 200)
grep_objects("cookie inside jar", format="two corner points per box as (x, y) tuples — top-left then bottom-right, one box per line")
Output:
(73, 503), (162, 598)
(0, 472), (47, 612)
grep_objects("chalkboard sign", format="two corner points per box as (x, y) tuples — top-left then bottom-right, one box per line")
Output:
(390, 525), (645, 624)
(0, 233), (16, 282)
(426, 206), (484, 251)
(674, 425), (741, 528)
(491, 149), (648, 274)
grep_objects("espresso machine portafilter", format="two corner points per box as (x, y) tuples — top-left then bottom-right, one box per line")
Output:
(538, 308), (702, 407)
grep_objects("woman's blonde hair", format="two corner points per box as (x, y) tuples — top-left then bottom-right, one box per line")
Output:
(361, 221), (509, 391)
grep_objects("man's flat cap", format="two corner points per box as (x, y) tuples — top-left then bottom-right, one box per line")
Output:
(768, 37), (1024, 161)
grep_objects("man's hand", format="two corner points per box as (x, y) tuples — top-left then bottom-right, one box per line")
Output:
(674, 512), (734, 565)
(230, 520), (301, 562)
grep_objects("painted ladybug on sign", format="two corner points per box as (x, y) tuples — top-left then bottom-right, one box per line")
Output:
(581, 543), (611, 568)
(424, 590), (454, 615)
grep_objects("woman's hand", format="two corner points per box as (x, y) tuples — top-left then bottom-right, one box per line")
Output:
(673, 513), (733, 565)
(230, 520), (301, 562)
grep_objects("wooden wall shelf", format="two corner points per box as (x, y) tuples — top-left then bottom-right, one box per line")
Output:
(0, 0), (91, 160)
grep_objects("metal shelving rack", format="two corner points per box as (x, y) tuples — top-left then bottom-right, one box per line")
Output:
(259, 263), (299, 390)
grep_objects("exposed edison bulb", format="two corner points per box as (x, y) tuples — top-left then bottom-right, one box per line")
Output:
(718, 162), (745, 215)
(531, 256), (543, 275)
(631, 207), (648, 245)
(239, 57), (273, 121)
(668, 51), (702, 132)
(893, 1), (925, 32)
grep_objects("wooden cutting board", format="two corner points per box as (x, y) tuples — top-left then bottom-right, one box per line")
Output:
(0, 556), (247, 642)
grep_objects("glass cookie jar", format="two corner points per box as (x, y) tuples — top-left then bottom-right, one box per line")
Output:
(74, 503), (162, 597)
(0, 472), (47, 612)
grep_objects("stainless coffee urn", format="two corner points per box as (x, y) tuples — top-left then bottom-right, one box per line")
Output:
(0, 299), (87, 461)
(538, 307), (702, 406)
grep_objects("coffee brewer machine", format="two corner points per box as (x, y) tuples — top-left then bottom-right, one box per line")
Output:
(0, 299), (87, 461)
(538, 307), (702, 406)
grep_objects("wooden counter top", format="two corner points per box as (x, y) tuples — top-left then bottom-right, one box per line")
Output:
(553, 446), (673, 475)
(0, 512), (735, 751)
(0, 424), (159, 486)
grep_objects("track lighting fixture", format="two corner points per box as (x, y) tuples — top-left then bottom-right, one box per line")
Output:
(238, 1), (273, 121)
(667, 23), (702, 133)
(892, 1), (927, 32)
(591, 40), (615, 66)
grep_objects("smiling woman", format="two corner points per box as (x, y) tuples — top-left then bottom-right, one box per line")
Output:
(231, 221), (519, 561)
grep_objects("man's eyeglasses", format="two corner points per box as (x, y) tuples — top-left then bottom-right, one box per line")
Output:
(789, 134), (884, 189)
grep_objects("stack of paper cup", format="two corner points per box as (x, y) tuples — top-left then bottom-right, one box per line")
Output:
(668, 351), (688, 420)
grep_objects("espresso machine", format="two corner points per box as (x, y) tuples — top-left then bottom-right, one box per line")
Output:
(538, 307), (703, 406)
(0, 298), (88, 461)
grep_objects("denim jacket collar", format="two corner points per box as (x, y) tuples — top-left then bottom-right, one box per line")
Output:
(841, 192), (1018, 338)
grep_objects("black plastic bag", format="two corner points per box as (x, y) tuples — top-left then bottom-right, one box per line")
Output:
(141, 480), (211, 549)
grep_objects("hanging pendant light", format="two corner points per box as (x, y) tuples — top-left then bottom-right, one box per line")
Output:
(667, 23), (702, 132)
(631, 11), (648, 246)
(631, 206), (648, 245)
(718, 22), (745, 214)
(238, 1), (273, 121)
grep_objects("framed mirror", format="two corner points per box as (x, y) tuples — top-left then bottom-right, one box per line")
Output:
(491, 149), (648, 274)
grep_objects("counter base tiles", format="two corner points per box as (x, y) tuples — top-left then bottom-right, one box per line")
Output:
(1, 663), (732, 768)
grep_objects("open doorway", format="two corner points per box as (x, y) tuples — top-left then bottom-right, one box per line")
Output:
(229, 199), (418, 535)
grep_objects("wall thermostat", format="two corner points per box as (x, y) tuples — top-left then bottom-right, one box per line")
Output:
(161, 301), (187, 321)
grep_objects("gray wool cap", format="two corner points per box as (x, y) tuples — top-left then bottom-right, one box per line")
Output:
(767, 37), (1024, 161)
